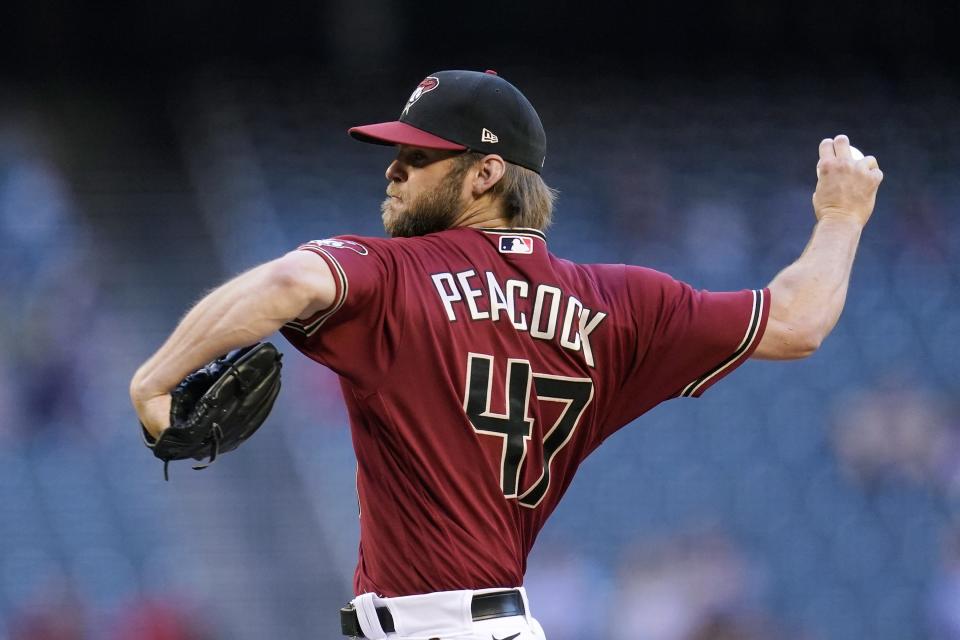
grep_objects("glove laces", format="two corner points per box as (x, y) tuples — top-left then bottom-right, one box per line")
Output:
(161, 422), (223, 481)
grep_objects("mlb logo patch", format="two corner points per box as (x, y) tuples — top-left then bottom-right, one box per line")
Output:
(499, 236), (534, 255)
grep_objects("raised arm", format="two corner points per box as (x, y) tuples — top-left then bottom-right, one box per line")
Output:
(130, 249), (336, 437)
(753, 135), (883, 360)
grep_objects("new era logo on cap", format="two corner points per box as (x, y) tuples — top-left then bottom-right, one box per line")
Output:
(481, 128), (499, 144)
(499, 236), (534, 254)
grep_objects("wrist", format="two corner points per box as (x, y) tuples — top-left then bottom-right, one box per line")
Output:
(816, 213), (865, 234)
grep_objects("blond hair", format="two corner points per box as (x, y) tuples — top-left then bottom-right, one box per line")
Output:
(454, 152), (558, 231)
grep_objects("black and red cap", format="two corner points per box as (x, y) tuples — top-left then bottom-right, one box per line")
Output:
(349, 69), (547, 174)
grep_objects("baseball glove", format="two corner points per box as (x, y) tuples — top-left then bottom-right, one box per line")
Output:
(141, 342), (283, 480)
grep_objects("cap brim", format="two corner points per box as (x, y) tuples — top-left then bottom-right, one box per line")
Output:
(348, 121), (467, 150)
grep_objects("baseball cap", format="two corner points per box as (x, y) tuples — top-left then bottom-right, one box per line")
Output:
(349, 69), (547, 173)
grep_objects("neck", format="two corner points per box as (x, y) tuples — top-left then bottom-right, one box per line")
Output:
(453, 197), (512, 229)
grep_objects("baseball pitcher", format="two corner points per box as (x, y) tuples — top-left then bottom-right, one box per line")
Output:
(130, 69), (883, 639)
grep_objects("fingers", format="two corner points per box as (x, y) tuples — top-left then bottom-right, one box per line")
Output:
(819, 135), (881, 177)
(819, 138), (836, 160)
(857, 155), (883, 184)
(833, 134), (851, 160)
(817, 137), (836, 176)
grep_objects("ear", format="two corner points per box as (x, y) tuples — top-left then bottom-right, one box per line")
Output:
(470, 154), (506, 197)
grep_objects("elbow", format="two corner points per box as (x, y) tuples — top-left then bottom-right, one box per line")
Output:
(787, 321), (827, 359)
(760, 316), (826, 360)
(129, 366), (151, 408)
(793, 332), (822, 359)
(765, 279), (841, 360)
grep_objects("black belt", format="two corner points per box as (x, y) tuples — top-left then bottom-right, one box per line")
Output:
(340, 589), (525, 637)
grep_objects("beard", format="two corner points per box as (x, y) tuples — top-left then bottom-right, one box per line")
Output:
(381, 163), (470, 238)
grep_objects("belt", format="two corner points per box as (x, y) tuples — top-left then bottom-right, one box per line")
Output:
(340, 589), (525, 637)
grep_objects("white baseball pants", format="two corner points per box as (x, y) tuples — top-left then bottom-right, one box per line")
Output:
(348, 586), (547, 640)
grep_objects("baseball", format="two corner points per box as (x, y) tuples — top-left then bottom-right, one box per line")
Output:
(818, 145), (865, 178)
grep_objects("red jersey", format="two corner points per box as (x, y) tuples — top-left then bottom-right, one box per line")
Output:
(280, 227), (769, 597)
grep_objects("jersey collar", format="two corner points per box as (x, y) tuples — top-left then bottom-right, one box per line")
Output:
(476, 227), (547, 243)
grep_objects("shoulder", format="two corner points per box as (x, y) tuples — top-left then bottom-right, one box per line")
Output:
(297, 235), (420, 272)
(300, 235), (383, 257)
(553, 260), (633, 294)
(564, 262), (689, 316)
(312, 232), (476, 253)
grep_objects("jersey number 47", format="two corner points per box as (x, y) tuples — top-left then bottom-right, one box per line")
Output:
(463, 353), (594, 509)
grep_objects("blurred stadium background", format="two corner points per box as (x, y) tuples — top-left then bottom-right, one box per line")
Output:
(1, 2), (959, 639)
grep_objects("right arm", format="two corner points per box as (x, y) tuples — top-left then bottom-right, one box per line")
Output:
(130, 250), (336, 437)
(753, 135), (883, 360)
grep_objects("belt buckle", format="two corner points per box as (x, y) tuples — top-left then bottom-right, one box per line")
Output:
(471, 588), (524, 621)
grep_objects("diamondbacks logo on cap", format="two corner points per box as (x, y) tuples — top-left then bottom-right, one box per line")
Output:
(402, 76), (440, 117)
(481, 128), (499, 144)
(308, 238), (369, 255)
(498, 236), (534, 254)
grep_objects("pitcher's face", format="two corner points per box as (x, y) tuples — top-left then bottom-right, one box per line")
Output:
(382, 146), (472, 238)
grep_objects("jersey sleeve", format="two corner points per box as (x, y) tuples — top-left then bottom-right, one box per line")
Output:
(601, 266), (769, 437)
(279, 236), (406, 391)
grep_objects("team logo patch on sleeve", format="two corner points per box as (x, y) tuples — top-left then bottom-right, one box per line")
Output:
(498, 236), (534, 254)
(308, 239), (369, 255)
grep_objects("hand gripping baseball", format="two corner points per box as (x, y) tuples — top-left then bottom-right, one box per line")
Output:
(813, 134), (884, 227)
(141, 342), (283, 480)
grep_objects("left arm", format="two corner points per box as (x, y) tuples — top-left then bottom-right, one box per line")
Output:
(753, 134), (883, 360)
(754, 215), (863, 359)
(130, 250), (335, 437)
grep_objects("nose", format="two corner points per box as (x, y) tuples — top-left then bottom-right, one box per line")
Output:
(385, 159), (406, 183)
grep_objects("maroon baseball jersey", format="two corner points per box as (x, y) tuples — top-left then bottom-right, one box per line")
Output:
(280, 227), (769, 597)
